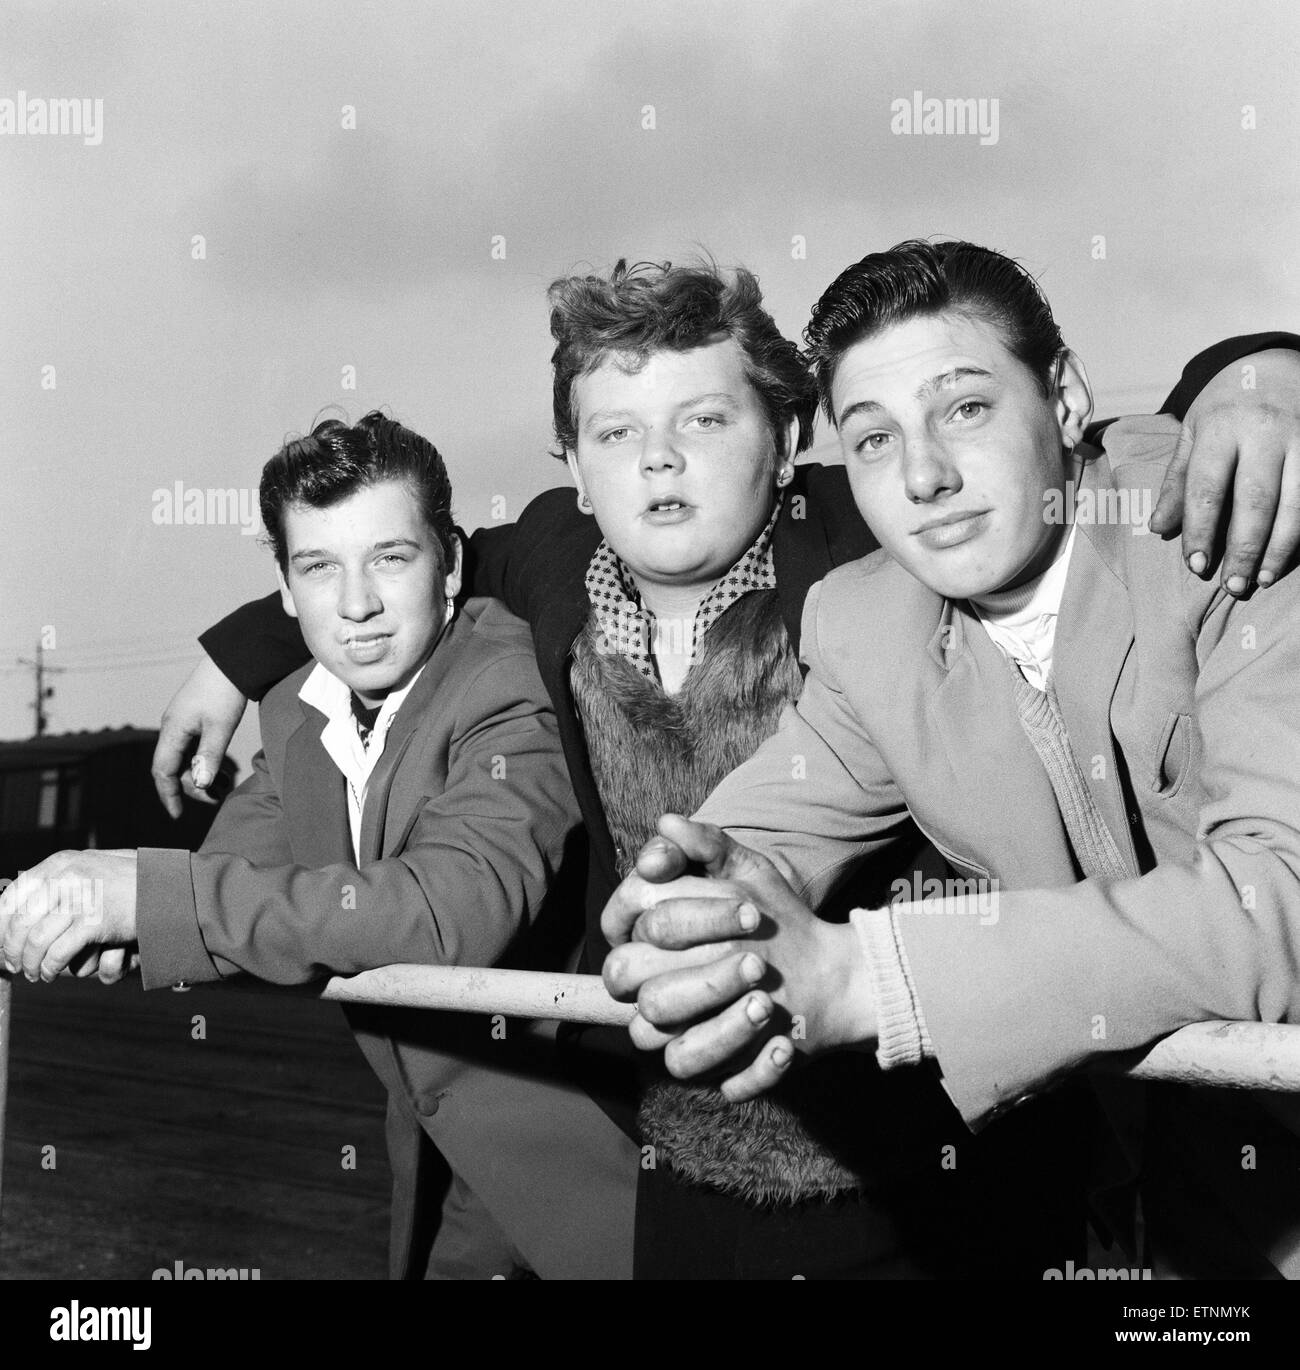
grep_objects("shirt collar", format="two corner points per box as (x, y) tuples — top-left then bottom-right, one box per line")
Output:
(299, 660), (426, 741)
(583, 493), (783, 681)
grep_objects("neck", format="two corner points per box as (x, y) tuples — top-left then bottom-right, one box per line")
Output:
(634, 577), (711, 623)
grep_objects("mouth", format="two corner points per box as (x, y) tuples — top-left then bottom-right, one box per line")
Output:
(911, 510), (990, 550)
(340, 632), (392, 663)
(642, 497), (693, 523)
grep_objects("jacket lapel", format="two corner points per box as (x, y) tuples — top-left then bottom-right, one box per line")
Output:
(283, 708), (351, 865)
(925, 603), (1078, 887)
(1050, 451), (1140, 874)
(358, 617), (464, 862)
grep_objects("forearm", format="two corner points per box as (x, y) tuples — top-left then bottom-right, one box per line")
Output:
(198, 591), (310, 702)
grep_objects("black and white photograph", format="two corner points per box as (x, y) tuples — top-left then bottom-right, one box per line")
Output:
(2, 0), (1298, 1339)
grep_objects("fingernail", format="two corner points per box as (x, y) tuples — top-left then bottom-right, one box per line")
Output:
(771, 1043), (792, 1067)
(1257, 570), (1276, 587)
(1188, 552), (1208, 575)
(746, 995), (770, 1025)
(1225, 575), (1248, 596)
(191, 757), (211, 788)
(738, 902), (760, 932)
(740, 953), (764, 984)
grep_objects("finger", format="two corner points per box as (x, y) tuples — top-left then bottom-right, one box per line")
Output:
(602, 871), (745, 947)
(22, 906), (75, 981)
(1175, 419), (1234, 576)
(1257, 449), (1300, 587)
(656, 814), (802, 898)
(1219, 438), (1284, 594)
(628, 1010), (675, 1053)
(718, 1035), (796, 1103)
(68, 946), (103, 978)
(151, 722), (194, 819)
(94, 947), (128, 985)
(631, 896), (759, 950)
(603, 938), (742, 1000)
(634, 833), (693, 882)
(1149, 420), (1192, 538)
(639, 951), (769, 1030)
(2, 872), (54, 968)
(661, 991), (777, 1081)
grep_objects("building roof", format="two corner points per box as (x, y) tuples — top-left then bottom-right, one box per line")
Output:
(0, 726), (159, 769)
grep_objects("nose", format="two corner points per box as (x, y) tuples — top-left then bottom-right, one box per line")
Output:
(641, 426), (685, 476)
(903, 434), (962, 504)
(337, 567), (382, 622)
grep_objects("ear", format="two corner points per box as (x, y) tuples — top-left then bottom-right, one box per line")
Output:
(443, 532), (464, 600)
(777, 415), (800, 465)
(565, 449), (591, 509)
(275, 563), (299, 619)
(1053, 349), (1094, 450)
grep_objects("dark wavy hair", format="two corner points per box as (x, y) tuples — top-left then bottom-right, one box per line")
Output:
(547, 258), (818, 458)
(803, 240), (1065, 422)
(260, 411), (455, 571)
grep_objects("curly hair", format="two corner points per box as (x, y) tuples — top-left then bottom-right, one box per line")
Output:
(547, 258), (818, 458)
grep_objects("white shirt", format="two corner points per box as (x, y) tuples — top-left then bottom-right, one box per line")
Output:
(298, 662), (427, 859)
(969, 523), (1078, 691)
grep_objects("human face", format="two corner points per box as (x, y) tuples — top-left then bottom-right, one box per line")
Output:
(567, 337), (791, 596)
(276, 478), (460, 706)
(832, 310), (1089, 600)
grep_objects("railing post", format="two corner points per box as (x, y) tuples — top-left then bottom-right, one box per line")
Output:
(0, 975), (12, 1233)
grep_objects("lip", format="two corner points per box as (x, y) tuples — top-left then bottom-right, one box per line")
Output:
(912, 510), (990, 550)
(641, 496), (694, 525)
(340, 632), (392, 663)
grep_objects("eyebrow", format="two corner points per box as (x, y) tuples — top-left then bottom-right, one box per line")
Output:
(289, 537), (421, 563)
(581, 392), (740, 431)
(837, 367), (995, 427)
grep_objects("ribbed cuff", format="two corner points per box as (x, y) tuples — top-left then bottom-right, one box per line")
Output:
(850, 906), (934, 1070)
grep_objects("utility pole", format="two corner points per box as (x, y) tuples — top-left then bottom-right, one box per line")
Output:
(17, 638), (64, 737)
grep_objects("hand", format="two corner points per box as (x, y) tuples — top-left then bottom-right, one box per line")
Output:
(1, 850), (139, 982)
(152, 652), (247, 817)
(1150, 348), (1300, 594)
(601, 814), (874, 1101)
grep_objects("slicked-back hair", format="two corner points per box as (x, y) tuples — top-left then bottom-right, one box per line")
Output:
(547, 258), (818, 459)
(803, 240), (1065, 423)
(260, 411), (456, 571)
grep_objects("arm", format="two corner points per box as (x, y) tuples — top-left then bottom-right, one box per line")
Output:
(139, 649), (579, 989)
(11, 651), (580, 988)
(608, 560), (1300, 1124)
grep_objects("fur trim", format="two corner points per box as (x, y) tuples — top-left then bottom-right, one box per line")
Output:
(572, 591), (863, 1204)
(638, 1080), (865, 1205)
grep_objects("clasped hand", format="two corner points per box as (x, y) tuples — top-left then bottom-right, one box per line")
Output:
(600, 815), (875, 1101)
(0, 850), (140, 984)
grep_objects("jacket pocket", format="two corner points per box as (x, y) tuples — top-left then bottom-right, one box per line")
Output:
(1151, 711), (1193, 797)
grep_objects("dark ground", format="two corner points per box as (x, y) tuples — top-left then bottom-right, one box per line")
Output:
(0, 973), (389, 1280)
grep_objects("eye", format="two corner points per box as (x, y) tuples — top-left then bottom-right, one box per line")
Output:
(690, 414), (723, 429)
(952, 399), (987, 421)
(600, 426), (630, 444)
(376, 553), (408, 567)
(301, 561), (331, 575)
(854, 431), (894, 455)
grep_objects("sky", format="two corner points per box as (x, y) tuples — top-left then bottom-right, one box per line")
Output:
(3, 0), (1297, 772)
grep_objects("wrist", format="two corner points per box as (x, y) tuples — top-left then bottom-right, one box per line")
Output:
(816, 920), (878, 1050)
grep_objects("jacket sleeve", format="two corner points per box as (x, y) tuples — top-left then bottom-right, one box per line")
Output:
(1084, 331), (1300, 443)
(135, 650), (580, 989)
(694, 580), (916, 907)
(198, 592), (309, 703)
(895, 566), (1300, 1128)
